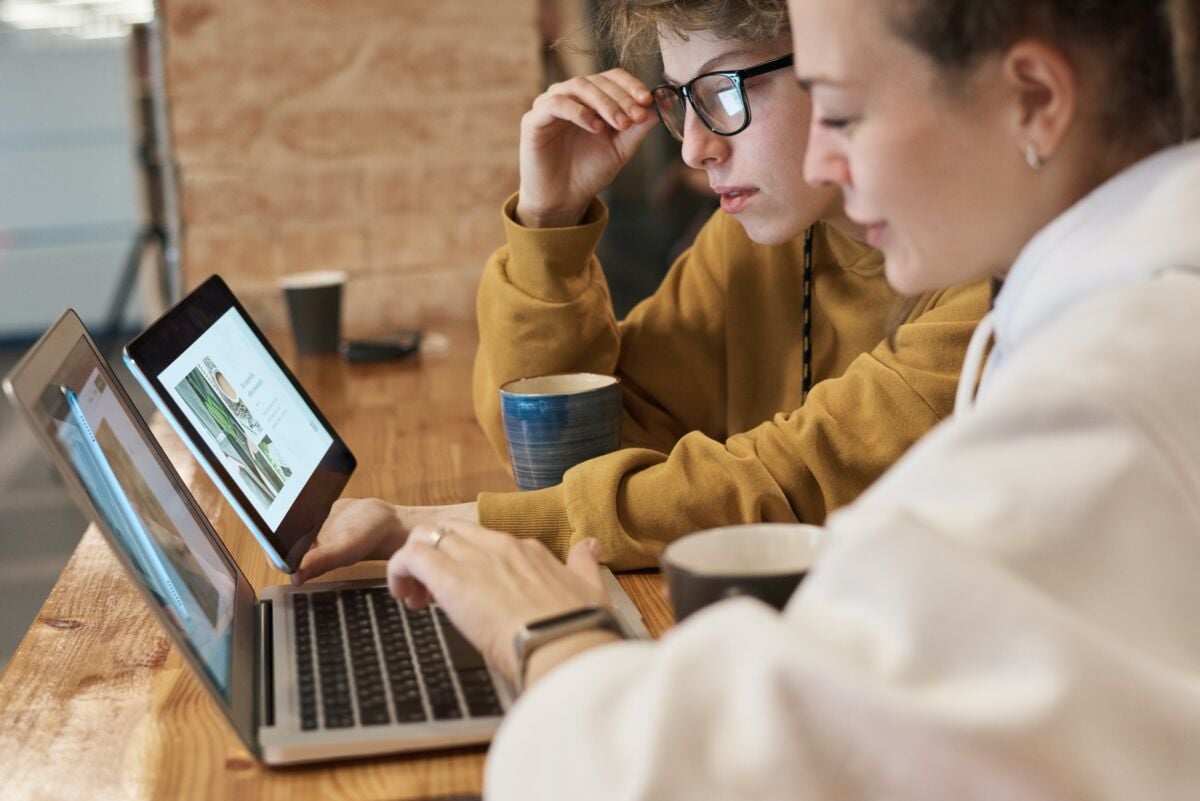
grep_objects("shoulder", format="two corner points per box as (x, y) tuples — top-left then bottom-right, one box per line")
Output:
(904, 280), (992, 326)
(987, 269), (1200, 442)
(1010, 269), (1200, 378)
(835, 273), (1200, 553)
(1079, 270), (1199, 371)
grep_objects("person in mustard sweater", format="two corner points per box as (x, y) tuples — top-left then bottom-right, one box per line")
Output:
(292, 0), (990, 580)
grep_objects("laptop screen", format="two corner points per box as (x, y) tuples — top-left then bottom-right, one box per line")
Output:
(153, 307), (334, 532)
(40, 339), (237, 697)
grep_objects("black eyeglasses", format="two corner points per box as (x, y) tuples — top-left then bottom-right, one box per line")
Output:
(651, 53), (795, 142)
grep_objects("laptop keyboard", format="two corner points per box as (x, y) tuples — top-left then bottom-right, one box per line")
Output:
(291, 587), (503, 731)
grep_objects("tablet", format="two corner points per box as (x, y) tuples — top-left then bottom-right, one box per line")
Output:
(124, 275), (356, 573)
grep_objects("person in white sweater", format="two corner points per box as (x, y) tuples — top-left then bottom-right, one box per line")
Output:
(376, 0), (1200, 798)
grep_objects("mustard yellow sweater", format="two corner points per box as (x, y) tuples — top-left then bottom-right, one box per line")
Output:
(474, 194), (989, 569)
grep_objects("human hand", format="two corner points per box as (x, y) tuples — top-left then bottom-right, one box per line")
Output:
(387, 520), (616, 685)
(516, 68), (660, 228)
(292, 499), (478, 585)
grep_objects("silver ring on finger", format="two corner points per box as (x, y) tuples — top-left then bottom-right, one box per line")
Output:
(427, 525), (453, 550)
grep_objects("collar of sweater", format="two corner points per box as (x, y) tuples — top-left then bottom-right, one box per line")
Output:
(987, 139), (1200, 375)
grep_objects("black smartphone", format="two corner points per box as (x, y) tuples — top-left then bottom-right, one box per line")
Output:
(338, 330), (422, 363)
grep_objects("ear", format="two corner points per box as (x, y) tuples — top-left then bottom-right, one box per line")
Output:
(1000, 40), (1078, 161)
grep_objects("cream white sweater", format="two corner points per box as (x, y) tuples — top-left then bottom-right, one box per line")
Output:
(485, 141), (1200, 800)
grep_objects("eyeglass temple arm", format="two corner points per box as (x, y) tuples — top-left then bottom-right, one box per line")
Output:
(736, 54), (795, 79)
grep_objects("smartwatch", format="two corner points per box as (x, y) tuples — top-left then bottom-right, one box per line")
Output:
(512, 605), (624, 693)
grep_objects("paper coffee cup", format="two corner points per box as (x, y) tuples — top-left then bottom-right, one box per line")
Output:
(279, 270), (346, 355)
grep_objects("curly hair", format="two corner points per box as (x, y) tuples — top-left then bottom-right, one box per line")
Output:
(596, 0), (790, 64)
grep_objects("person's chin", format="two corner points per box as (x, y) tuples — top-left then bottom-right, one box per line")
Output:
(733, 209), (807, 247)
(882, 254), (937, 296)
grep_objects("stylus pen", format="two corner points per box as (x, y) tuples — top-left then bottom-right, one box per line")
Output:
(62, 386), (192, 623)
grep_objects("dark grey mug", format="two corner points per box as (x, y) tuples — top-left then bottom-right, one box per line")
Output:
(662, 523), (826, 622)
(279, 270), (346, 355)
(499, 373), (621, 491)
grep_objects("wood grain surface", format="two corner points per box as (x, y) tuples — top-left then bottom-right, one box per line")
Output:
(0, 323), (672, 801)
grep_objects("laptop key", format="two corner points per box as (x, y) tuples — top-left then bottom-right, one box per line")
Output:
(420, 669), (463, 719)
(456, 667), (503, 717)
(393, 699), (427, 723)
(360, 705), (391, 726)
(432, 707), (463, 721)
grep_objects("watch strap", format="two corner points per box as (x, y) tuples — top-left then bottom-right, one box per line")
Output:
(512, 605), (623, 693)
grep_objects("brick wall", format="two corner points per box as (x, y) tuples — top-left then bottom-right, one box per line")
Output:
(160, 0), (540, 334)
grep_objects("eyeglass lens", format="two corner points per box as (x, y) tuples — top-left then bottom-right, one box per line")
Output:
(653, 74), (746, 141)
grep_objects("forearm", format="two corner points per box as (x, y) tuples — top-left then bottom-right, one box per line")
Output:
(480, 343), (955, 570)
(478, 435), (803, 570)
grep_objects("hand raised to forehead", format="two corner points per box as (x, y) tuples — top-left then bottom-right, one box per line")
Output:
(516, 68), (660, 229)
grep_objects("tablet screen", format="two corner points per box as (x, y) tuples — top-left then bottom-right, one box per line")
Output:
(124, 275), (356, 573)
(156, 308), (333, 531)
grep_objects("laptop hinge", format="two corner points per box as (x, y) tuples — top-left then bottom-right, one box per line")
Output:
(258, 599), (275, 728)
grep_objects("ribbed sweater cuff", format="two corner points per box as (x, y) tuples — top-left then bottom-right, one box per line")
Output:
(501, 192), (608, 302)
(477, 485), (575, 561)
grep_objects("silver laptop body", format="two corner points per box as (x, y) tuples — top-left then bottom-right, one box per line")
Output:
(4, 310), (648, 765)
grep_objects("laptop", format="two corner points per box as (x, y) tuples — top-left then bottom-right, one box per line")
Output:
(4, 310), (649, 764)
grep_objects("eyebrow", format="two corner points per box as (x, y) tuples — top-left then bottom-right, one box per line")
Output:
(661, 47), (758, 85)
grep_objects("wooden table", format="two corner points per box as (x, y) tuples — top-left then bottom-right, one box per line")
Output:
(0, 322), (671, 800)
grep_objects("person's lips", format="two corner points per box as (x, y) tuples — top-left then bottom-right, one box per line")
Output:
(712, 186), (759, 214)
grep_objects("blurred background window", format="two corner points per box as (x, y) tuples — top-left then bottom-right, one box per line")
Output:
(0, 0), (158, 341)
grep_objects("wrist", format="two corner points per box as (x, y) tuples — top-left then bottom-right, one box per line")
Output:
(513, 606), (624, 692)
(447, 501), (479, 524)
(388, 504), (417, 553)
(523, 628), (622, 690)
(514, 197), (590, 229)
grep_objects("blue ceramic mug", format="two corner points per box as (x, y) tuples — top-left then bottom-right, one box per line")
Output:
(499, 373), (622, 491)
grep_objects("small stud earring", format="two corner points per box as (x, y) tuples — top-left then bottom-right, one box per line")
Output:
(1024, 142), (1044, 170)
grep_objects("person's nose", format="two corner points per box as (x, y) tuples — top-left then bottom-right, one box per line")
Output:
(803, 123), (852, 188)
(680, 106), (729, 170)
